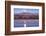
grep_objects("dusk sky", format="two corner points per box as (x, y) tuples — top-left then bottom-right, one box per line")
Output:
(14, 8), (39, 14)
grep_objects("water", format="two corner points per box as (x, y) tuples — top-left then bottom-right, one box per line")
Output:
(14, 19), (39, 27)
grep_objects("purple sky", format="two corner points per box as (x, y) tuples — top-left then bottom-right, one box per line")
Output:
(14, 8), (39, 14)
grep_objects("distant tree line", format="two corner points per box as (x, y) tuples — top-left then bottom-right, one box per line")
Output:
(14, 15), (39, 19)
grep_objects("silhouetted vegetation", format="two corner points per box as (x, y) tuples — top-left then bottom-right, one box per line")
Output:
(14, 14), (39, 19)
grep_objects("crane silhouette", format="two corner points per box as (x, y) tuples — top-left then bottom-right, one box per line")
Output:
(24, 20), (26, 27)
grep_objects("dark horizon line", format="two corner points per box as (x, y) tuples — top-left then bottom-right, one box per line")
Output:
(14, 18), (39, 20)
(14, 13), (39, 14)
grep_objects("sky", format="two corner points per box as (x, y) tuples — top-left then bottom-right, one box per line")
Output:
(14, 8), (39, 14)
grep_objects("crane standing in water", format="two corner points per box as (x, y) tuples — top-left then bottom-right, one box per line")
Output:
(24, 20), (26, 28)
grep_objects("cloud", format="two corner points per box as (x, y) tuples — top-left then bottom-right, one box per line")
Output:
(14, 8), (39, 14)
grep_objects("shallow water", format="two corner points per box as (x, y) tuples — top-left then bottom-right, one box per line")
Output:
(14, 19), (39, 27)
